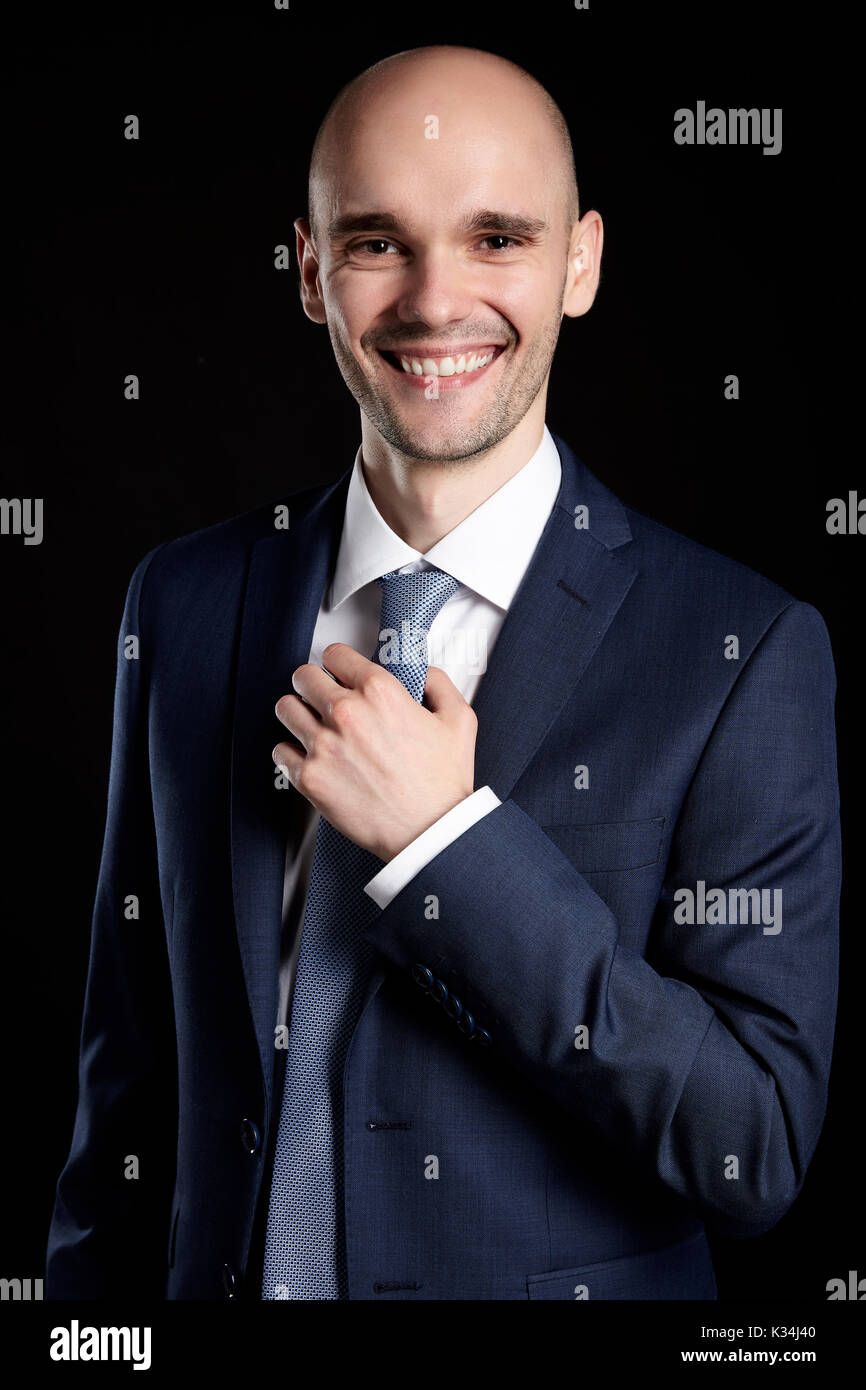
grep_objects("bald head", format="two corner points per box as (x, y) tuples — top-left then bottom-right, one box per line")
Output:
(307, 45), (579, 248)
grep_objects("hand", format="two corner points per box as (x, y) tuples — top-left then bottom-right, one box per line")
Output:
(273, 642), (478, 861)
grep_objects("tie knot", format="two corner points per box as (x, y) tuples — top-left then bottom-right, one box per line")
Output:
(374, 567), (460, 701)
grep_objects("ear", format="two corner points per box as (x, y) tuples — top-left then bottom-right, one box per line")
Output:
(294, 217), (327, 325)
(562, 211), (604, 319)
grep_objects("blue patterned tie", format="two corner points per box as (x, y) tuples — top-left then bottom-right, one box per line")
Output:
(261, 565), (461, 1299)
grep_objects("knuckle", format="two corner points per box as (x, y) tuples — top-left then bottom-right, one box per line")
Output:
(314, 728), (337, 758)
(364, 670), (390, 700)
(296, 757), (319, 796)
(329, 694), (355, 730)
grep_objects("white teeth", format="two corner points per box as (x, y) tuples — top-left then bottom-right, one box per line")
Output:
(391, 349), (497, 377)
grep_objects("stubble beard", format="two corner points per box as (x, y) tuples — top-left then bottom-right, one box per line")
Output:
(328, 309), (564, 466)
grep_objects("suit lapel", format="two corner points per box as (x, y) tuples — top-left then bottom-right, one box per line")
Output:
(230, 474), (349, 1115)
(230, 434), (638, 1108)
(471, 433), (637, 800)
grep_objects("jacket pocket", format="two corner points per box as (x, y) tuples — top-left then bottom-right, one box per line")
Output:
(541, 817), (665, 873)
(526, 1230), (717, 1300)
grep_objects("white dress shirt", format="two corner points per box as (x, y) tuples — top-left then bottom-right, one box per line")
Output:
(277, 424), (562, 1027)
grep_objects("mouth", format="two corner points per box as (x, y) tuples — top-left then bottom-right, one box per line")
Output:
(377, 344), (507, 391)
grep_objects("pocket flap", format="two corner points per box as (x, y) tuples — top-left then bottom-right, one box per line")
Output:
(527, 1230), (716, 1300)
(542, 817), (665, 873)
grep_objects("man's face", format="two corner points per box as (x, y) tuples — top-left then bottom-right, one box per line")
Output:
(302, 87), (574, 463)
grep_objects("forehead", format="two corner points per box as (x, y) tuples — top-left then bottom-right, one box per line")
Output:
(321, 86), (559, 233)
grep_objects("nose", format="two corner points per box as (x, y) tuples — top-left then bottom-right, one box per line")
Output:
(394, 247), (478, 330)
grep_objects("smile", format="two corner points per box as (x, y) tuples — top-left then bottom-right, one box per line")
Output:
(378, 344), (506, 390)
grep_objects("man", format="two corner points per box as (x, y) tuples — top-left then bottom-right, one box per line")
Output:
(46, 45), (840, 1301)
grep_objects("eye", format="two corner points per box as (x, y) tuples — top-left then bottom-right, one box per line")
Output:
(478, 235), (522, 252)
(350, 239), (401, 256)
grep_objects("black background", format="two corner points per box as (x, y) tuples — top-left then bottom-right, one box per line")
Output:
(2, 2), (859, 1305)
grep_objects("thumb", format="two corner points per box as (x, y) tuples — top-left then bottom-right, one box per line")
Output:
(423, 664), (471, 719)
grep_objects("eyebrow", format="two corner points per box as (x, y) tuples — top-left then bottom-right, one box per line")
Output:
(327, 209), (549, 240)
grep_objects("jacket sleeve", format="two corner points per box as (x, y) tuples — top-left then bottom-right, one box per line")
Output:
(45, 544), (178, 1297)
(364, 599), (841, 1239)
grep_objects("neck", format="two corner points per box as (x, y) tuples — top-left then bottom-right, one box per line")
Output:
(359, 406), (546, 553)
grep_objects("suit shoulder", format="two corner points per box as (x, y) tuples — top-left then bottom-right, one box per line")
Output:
(613, 505), (835, 694)
(128, 475), (341, 603)
(624, 503), (799, 614)
(159, 477), (334, 561)
(553, 435), (815, 631)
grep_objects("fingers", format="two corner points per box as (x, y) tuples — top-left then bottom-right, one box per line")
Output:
(286, 647), (461, 737)
(292, 644), (372, 708)
(320, 642), (381, 691)
(275, 692), (322, 752)
(289, 662), (346, 718)
(423, 664), (476, 723)
(292, 643), (404, 719)
(272, 739), (304, 783)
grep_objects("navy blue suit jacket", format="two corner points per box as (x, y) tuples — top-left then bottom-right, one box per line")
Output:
(45, 434), (841, 1299)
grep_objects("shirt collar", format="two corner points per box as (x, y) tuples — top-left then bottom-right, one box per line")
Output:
(328, 424), (562, 612)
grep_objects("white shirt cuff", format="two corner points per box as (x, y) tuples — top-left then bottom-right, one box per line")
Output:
(364, 786), (502, 909)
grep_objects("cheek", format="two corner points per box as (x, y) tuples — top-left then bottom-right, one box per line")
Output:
(488, 271), (560, 343)
(327, 274), (394, 349)
(321, 293), (352, 344)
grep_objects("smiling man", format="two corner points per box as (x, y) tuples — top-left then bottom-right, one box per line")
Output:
(46, 45), (840, 1302)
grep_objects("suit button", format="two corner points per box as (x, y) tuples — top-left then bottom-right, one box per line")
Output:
(443, 993), (462, 1020)
(431, 978), (449, 1005)
(411, 963), (434, 990)
(240, 1118), (261, 1154)
(222, 1263), (240, 1299)
(456, 1009), (475, 1038)
(474, 1027), (492, 1047)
